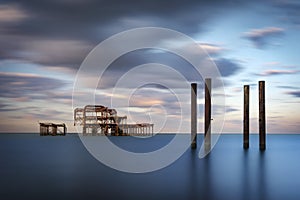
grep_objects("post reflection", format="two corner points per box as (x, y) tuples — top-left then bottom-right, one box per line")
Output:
(258, 151), (267, 200)
(242, 149), (250, 200)
(242, 144), (268, 200)
(188, 148), (212, 199)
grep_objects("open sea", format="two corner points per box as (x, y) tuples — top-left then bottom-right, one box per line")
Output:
(0, 133), (300, 200)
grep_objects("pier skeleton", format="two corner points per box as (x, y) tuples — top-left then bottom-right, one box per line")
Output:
(74, 105), (154, 136)
(39, 122), (67, 136)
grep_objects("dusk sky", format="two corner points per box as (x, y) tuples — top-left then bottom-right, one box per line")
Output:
(0, 0), (299, 133)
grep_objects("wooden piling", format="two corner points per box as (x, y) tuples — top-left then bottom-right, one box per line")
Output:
(259, 81), (266, 150)
(191, 83), (197, 149)
(243, 85), (250, 149)
(205, 78), (211, 151)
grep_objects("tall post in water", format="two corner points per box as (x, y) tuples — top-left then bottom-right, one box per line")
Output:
(259, 81), (266, 150)
(243, 85), (250, 149)
(191, 83), (197, 149)
(205, 78), (211, 151)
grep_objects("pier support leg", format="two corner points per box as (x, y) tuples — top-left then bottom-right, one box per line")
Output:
(191, 83), (197, 149)
(259, 81), (266, 150)
(244, 85), (250, 149)
(64, 125), (67, 136)
(205, 78), (211, 151)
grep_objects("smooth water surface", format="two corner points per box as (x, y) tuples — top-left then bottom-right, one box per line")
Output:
(0, 134), (299, 200)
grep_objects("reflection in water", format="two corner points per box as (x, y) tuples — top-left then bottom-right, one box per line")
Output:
(203, 154), (211, 199)
(188, 149), (198, 199)
(258, 151), (267, 200)
(188, 149), (211, 199)
(1, 134), (300, 200)
(242, 150), (250, 200)
(242, 143), (268, 200)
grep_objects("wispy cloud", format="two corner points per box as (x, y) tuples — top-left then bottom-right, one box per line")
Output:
(286, 91), (300, 98)
(257, 69), (298, 76)
(22, 39), (93, 68)
(214, 58), (242, 77)
(272, 0), (300, 25)
(199, 43), (224, 56)
(243, 27), (284, 48)
(0, 103), (20, 112)
(0, 4), (28, 23)
(263, 61), (281, 67)
(225, 107), (239, 113)
(0, 72), (67, 99)
(0, 0), (252, 71)
(263, 61), (298, 69)
(277, 85), (300, 90)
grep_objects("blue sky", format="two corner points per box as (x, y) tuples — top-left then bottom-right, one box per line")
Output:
(0, 0), (299, 133)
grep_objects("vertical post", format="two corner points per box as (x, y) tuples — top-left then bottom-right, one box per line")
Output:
(259, 81), (266, 150)
(152, 125), (154, 136)
(64, 124), (67, 135)
(205, 78), (211, 151)
(191, 83), (197, 149)
(83, 107), (86, 135)
(53, 125), (57, 136)
(244, 85), (250, 149)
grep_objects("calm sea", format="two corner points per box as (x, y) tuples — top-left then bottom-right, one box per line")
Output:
(0, 134), (299, 200)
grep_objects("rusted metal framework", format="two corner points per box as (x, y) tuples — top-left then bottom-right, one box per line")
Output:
(74, 105), (154, 136)
(39, 122), (67, 136)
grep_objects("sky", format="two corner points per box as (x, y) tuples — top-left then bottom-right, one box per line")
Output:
(0, 0), (299, 133)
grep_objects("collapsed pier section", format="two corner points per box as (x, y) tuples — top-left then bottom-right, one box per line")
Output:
(74, 105), (154, 136)
(39, 122), (67, 136)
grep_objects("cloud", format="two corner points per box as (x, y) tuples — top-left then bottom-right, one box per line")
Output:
(0, 72), (67, 99)
(0, 1), (251, 69)
(93, 49), (202, 89)
(263, 61), (280, 67)
(0, 4), (28, 23)
(272, 0), (300, 25)
(199, 43), (224, 56)
(0, 103), (20, 112)
(257, 69), (298, 76)
(226, 107), (239, 113)
(243, 27), (284, 48)
(27, 109), (72, 121)
(286, 91), (300, 98)
(0, 36), (92, 69)
(46, 92), (72, 101)
(21, 39), (93, 68)
(214, 58), (242, 77)
(277, 85), (300, 90)
(91, 51), (242, 91)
